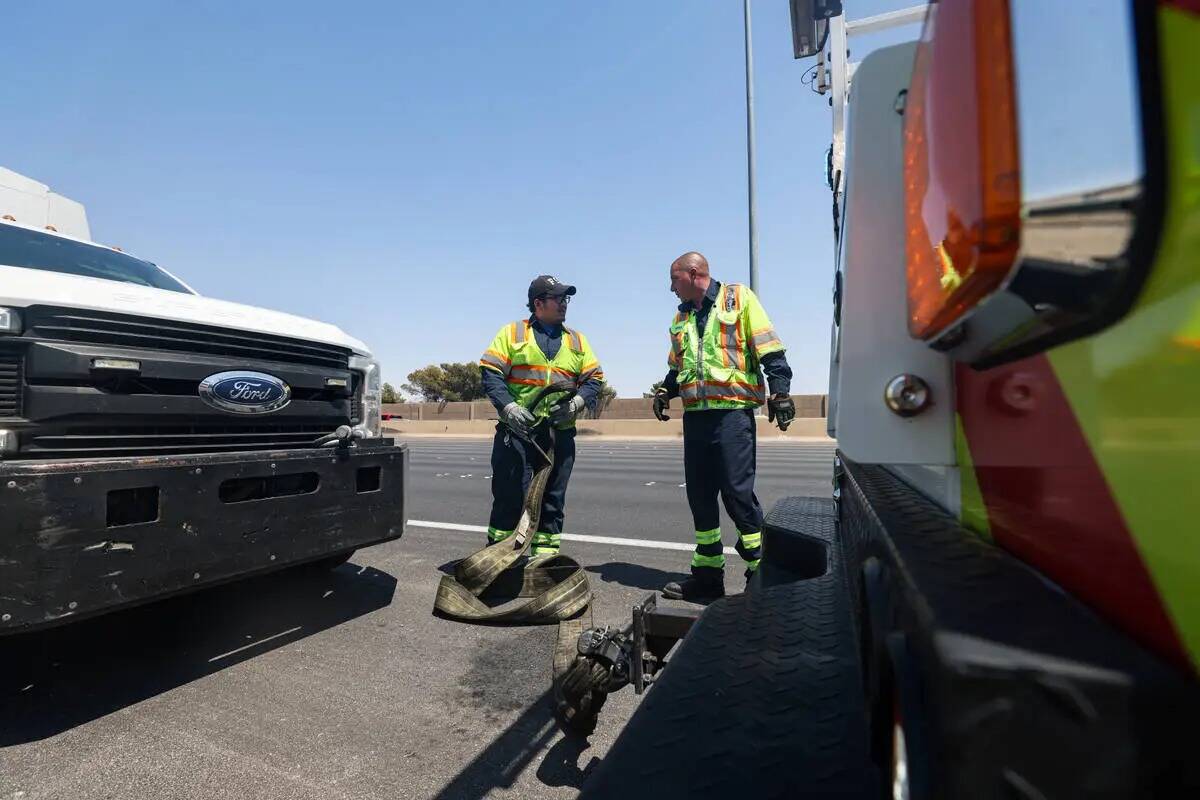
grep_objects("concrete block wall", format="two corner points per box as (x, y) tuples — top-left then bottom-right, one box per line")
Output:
(382, 400), (496, 421)
(384, 416), (832, 440)
(383, 394), (827, 421)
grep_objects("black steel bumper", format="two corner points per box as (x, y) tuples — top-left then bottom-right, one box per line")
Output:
(841, 458), (1200, 797)
(0, 441), (408, 634)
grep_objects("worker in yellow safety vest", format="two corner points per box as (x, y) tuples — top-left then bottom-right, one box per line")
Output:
(652, 252), (795, 601)
(478, 275), (605, 555)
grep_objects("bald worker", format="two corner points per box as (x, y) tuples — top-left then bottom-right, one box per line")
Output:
(653, 252), (795, 601)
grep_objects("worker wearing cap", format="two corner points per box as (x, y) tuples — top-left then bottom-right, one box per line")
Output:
(652, 252), (795, 601)
(478, 276), (606, 556)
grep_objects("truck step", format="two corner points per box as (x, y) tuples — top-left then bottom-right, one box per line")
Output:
(580, 496), (878, 799)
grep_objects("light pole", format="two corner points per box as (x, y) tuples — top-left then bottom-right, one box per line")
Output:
(744, 0), (759, 294)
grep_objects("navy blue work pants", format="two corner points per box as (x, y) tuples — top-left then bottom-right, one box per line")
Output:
(683, 409), (765, 574)
(487, 426), (576, 554)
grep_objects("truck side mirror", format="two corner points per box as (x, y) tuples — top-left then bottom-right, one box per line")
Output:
(789, 0), (842, 59)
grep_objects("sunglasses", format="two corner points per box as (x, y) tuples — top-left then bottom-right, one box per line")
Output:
(539, 294), (571, 305)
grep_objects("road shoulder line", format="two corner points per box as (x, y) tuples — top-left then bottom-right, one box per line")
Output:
(407, 519), (738, 555)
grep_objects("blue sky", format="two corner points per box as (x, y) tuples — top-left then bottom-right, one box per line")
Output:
(3, 0), (922, 398)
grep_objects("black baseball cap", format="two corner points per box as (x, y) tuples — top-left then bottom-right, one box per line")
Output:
(528, 275), (577, 302)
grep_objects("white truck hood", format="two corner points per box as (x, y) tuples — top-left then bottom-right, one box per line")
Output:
(0, 265), (371, 356)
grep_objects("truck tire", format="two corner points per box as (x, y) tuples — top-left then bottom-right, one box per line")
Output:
(554, 655), (610, 737)
(580, 497), (878, 799)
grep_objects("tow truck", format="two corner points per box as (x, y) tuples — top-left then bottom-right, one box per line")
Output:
(0, 167), (407, 634)
(567, 1), (1200, 796)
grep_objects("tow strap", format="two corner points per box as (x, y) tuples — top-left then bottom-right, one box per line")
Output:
(432, 427), (592, 623)
(432, 386), (606, 731)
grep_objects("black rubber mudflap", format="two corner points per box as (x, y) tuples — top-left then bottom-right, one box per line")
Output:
(580, 497), (879, 799)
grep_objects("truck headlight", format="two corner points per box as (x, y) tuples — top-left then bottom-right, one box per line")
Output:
(349, 355), (383, 438)
(0, 308), (23, 334)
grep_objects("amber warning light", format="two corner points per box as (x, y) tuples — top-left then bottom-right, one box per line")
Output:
(904, 0), (1021, 341)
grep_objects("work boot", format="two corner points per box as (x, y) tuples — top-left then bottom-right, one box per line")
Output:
(662, 573), (725, 603)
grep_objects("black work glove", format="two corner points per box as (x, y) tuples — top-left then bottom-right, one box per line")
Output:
(652, 387), (671, 422)
(767, 394), (795, 431)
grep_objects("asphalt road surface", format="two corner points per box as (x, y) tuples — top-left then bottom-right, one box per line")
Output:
(0, 437), (834, 800)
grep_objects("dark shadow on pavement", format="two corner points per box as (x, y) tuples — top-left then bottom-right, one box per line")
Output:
(0, 560), (396, 745)
(585, 561), (689, 592)
(432, 688), (599, 799)
(537, 733), (602, 789)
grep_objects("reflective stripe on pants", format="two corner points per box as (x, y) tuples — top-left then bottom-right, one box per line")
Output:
(487, 425), (577, 554)
(683, 409), (764, 575)
(532, 531), (562, 555)
(690, 527), (726, 571)
(488, 526), (514, 543)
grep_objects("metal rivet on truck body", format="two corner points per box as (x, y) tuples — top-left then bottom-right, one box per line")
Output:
(884, 374), (932, 417)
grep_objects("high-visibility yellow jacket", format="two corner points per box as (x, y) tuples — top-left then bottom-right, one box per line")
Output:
(667, 282), (784, 411)
(479, 320), (604, 428)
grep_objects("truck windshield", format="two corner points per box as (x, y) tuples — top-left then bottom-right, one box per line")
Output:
(0, 223), (191, 294)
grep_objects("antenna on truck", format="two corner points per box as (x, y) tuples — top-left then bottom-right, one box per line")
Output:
(791, 3), (928, 207)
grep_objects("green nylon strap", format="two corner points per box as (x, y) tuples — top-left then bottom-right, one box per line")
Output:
(433, 416), (593, 734)
(694, 528), (722, 545)
(434, 433), (591, 624)
(739, 532), (762, 549)
(433, 390), (603, 735)
(746, 559), (761, 573)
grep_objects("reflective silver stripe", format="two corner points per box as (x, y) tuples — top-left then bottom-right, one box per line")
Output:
(680, 383), (702, 403)
(480, 352), (510, 374)
(752, 330), (782, 350)
(564, 327), (582, 352)
(703, 382), (764, 403)
(720, 284), (741, 313)
(510, 365), (549, 381)
(721, 323), (741, 368)
(513, 321), (527, 345)
(550, 366), (579, 381)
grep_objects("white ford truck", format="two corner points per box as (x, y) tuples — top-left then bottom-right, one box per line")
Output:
(0, 167), (407, 633)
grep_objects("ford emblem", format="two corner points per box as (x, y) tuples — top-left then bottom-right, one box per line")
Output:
(198, 371), (291, 415)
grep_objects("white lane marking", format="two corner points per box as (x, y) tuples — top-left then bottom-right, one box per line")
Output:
(407, 519), (737, 555)
(208, 626), (303, 663)
(644, 481), (655, 486)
